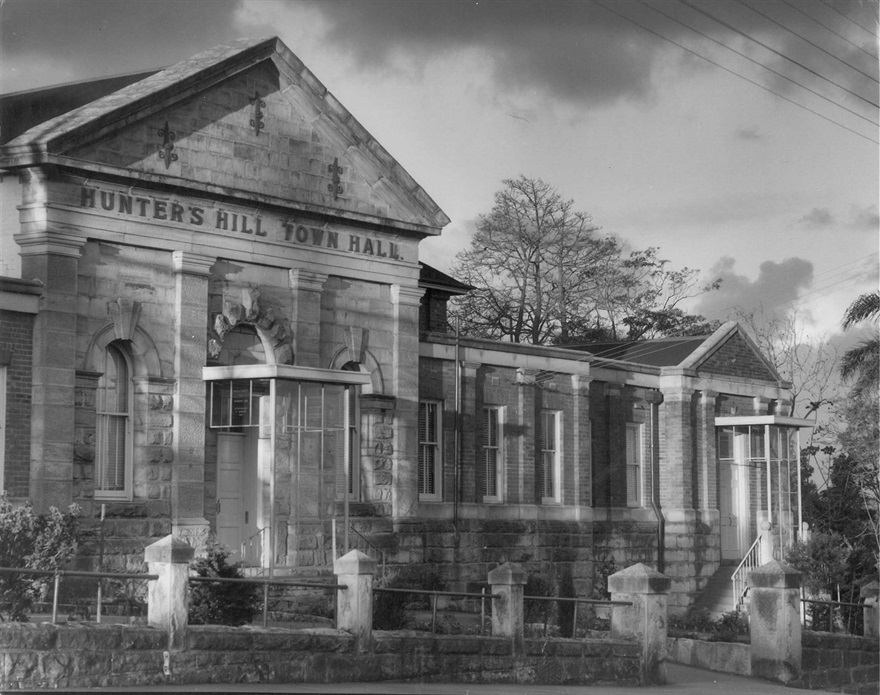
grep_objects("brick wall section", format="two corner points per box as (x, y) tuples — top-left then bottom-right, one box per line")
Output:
(794, 631), (880, 694)
(699, 333), (777, 381)
(0, 623), (641, 689)
(0, 310), (35, 497)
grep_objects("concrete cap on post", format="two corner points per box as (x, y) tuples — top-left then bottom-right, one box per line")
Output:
(488, 562), (526, 587)
(334, 549), (377, 576)
(607, 562), (671, 595)
(860, 580), (879, 599)
(145, 535), (196, 564)
(749, 559), (801, 589)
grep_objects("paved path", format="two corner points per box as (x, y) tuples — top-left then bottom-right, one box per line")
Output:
(64, 664), (838, 694)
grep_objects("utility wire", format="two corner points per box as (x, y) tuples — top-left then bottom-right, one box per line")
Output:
(735, 0), (879, 84)
(592, 0), (879, 144)
(781, 0), (879, 60)
(817, 0), (879, 37)
(677, 0), (879, 108)
(640, 0), (879, 128)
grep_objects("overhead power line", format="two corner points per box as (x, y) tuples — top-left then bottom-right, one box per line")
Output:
(780, 0), (879, 60)
(817, 0), (879, 37)
(591, 0), (879, 144)
(677, 0), (879, 108)
(735, 0), (879, 84)
(640, 0), (878, 129)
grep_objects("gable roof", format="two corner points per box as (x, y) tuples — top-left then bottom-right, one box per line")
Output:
(0, 37), (449, 234)
(569, 335), (709, 367)
(419, 263), (474, 294)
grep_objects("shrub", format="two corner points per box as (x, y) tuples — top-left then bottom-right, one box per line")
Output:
(188, 542), (260, 626)
(372, 564), (443, 630)
(668, 606), (749, 642)
(0, 492), (81, 621)
(524, 573), (553, 624)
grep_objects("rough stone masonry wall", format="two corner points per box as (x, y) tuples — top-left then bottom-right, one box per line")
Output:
(0, 623), (641, 690)
(793, 631), (880, 694)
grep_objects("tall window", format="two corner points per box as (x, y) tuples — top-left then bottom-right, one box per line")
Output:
(482, 406), (503, 502)
(96, 343), (132, 499)
(626, 423), (643, 507)
(337, 384), (360, 500)
(0, 365), (6, 494)
(541, 410), (561, 503)
(418, 401), (442, 500)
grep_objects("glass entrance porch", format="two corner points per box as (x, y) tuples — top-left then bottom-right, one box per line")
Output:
(203, 364), (371, 573)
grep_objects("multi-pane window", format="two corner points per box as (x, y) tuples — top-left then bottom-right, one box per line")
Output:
(626, 423), (643, 507)
(482, 406), (503, 501)
(0, 365), (6, 494)
(541, 410), (561, 503)
(96, 343), (132, 498)
(418, 401), (441, 500)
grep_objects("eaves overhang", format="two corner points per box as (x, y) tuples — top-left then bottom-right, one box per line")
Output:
(714, 415), (815, 429)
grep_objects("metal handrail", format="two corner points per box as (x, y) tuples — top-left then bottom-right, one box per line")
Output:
(523, 594), (633, 637)
(240, 526), (267, 567)
(347, 524), (386, 574)
(0, 566), (158, 624)
(802, 597), (867, 634)
(731, 532), (763, 611)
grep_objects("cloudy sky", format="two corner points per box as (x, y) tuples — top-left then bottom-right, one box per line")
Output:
(2, 0), (877, 344)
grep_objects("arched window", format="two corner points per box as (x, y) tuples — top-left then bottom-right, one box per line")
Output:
(96, 343), (132, 498)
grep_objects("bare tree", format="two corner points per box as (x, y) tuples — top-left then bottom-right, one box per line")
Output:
(451, 176), (718, 344)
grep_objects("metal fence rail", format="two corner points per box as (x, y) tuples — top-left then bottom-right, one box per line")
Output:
(188, 574), (347, 628)
(523, 594), (633, 637)
(802, 597), (866, 634)
(0, 566), (158, 624)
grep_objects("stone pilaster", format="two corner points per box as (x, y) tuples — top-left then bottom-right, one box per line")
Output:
(461, 361), (481, 503)
(659, 386), (696, 509)
(289, 269), (327, 368)
(571, 375), (592, 507)
(516, 368), (540, 504)
(170, 251), (213, 548)
(390, 284), (423, 518)
(606, 386), (625, 508)
(16, 169), (87, 511)
(696, 390), (718, 510)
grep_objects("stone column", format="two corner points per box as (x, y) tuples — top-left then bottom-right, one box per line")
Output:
(608, 563), (671, 685)
(170, 251), (214, 549)
(749, 560), (802, 683)
(696, 389), (718, 511)
(488, 562), (526, 651)
(860, 581), (879, 638)
(15, 168), (87, 511)
(334, 549), (376, 652)
(145, 534), (194, 649)
(390, 284), (424, 519)
(289, 269), (327, 368)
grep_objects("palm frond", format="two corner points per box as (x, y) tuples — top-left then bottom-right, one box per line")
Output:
(843, 291), (880, 329)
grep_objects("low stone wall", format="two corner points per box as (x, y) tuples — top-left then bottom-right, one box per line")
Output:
(666, 636), (749, 676)
(0, 622), (642, 690)
(792, 631), (880, 694)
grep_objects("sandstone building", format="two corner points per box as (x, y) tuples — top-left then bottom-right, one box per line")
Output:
(0, 37), (812, 611)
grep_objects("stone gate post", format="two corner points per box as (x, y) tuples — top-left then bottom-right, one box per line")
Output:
(334, 549), (376, 652)
(488, 562), (526, 651)
(608, 563), (671, 685)
(749, 559), (802, 683)
(145, 535), (194, 649)
(860, 581), (879, 638)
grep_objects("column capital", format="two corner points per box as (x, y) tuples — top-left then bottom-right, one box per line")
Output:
(753, 395), (774, 414)
(462, 361), (482, 374)
(570, 374), (593, 392)
(661, 385), (696, 400)
(172, 251), (214, 276)
(289, 268), (328, 291)
(390, 283), (424, 306)
(700, 389), (720, 401)
(14, 230), (87, 257)
(516, 367), (541, 385)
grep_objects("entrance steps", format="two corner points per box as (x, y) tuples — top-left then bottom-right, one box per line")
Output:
(692, 563), (738, 618)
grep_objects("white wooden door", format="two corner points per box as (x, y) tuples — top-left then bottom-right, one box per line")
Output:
(719, 459), (742, 560)
(217, 433), (245, 560)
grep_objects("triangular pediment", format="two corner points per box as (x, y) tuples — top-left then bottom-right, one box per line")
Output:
(683, 322), (781, 383)
(1, 37), (448, 234)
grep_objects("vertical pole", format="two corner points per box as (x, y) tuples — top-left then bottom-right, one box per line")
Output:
(52, 573), (60, 624)
(343, 386), (350, 555)
(764, 425), (772, 546)
(97, 503), (105, 623)
(795, 429), (803, 542)
(262, 582), (269, 628)
(269, 379), (277, 579)
(431, 593), (437, 633)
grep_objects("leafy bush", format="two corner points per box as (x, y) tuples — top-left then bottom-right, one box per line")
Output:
(0, 492), (81, 621)
(524, 574), (553, 624)
(785, 532), (850, 596)
(372, 565), (444, 630)
(188, 542), (260, 626)
(668, 607), (748, 642)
